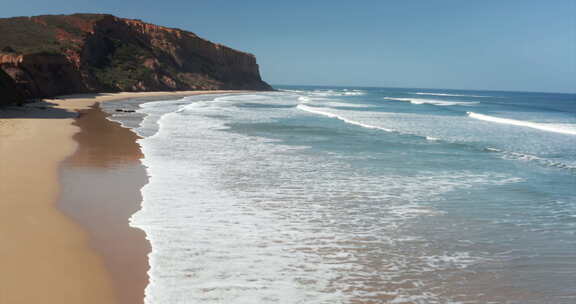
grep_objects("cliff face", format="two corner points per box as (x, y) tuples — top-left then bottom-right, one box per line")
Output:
(0, 68), (24, 106)
(0, 14), (272, 99)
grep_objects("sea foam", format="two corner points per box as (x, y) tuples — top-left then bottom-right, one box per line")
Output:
(127, 92), (522, 304)
(104, 88), (576, 304)
(412, 92), (492, 98)
(383, 97), (479, 106)
(467, 112), (576, 135)
(297, 104), (394, 132)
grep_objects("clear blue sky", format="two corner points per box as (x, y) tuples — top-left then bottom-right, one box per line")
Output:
(2, 0), (575, 93)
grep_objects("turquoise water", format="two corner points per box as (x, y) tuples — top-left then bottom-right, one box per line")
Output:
(106, 86), (576, 303)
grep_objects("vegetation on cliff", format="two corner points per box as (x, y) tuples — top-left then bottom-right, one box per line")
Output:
(0, 14), (272, 99)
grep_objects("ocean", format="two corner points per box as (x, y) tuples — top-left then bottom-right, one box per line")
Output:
(103, 86), (576, 304)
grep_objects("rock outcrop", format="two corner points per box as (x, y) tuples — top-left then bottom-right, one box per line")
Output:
(0, 68), (24, 106)
(0, 14), (272, 99)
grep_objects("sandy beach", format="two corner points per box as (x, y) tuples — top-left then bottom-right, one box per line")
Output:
(0, 90), (244, 304)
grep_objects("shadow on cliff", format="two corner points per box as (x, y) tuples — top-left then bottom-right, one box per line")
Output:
(0, 101), (77, 119)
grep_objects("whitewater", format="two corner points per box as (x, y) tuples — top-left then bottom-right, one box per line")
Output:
(104, 86), (576, 304)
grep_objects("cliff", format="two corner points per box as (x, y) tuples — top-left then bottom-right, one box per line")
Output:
(0, 14), (272, 99)
(0, 68), (24, 106)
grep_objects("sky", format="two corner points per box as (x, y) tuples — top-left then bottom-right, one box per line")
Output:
(2, 0), (575, 93)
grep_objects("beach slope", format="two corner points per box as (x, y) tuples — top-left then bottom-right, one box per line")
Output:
(0, 91), (241, 303)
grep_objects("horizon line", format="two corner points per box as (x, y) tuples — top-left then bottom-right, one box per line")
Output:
(270, 84), (576, 95)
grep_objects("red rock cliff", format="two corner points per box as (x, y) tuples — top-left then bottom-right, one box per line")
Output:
(0, 14), (272, 99)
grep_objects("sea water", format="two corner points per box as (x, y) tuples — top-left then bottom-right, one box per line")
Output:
(103, 86), (576, 304)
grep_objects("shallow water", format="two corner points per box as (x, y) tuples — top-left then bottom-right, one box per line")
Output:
(105, 87), (576, 303)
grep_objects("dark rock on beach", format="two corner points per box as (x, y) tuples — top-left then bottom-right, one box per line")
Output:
(0, 68), (24, 106)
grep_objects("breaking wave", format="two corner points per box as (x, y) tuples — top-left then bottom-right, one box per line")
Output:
(412, 92), (492, 98)
(383, 97), (479, 106)
(297, 104), (394, 132)
(467, 112), (576, 135)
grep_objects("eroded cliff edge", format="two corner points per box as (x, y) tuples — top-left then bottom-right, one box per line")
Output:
(0, 13), (272, 102)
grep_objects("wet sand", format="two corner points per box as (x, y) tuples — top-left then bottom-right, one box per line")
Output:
(59, 105), (150, 304)
(0, 99), (117, 304)
(0, 90), (245, 304)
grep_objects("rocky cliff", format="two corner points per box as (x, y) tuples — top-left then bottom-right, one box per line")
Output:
(0, 14), (272, 99)
(0, 68), (24, 106)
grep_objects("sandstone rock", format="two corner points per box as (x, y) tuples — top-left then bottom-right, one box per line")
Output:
(0, 14), (272, 99)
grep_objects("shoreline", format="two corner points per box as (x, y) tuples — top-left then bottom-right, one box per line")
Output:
(58, 104), (150, 304)
(0, 90), (248, 304)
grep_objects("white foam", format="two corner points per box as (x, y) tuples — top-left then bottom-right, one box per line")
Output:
(413, 92), (492, 98)
(213, 94), (277, 102)
(467, 112), (576, 135)
(298, 96), (371, 108)
(484, 147), (575, 170)
(310, 89), (366, 97)
(323, 101), (372, 108)
(342, 91), (366, 96)
(297, 104), (394, 132)
(298, 104), (469, 143)
(136, 98), (191, 137)
(422, 252), (486, 270)
(124, 92), (521, 303)
(503, 151), (575, 170)
(383, 97), (479, 106)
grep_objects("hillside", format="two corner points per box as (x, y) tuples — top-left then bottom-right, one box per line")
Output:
(0, 13), (272, 100)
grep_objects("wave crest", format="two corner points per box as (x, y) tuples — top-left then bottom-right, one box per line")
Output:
(383, 97), (479, 106)
(413, 92), (492, 98)
(467, 112), (576, 136)
(296, 104), (393, 132)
